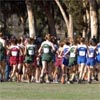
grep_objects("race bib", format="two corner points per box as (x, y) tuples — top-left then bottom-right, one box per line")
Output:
(79, 51), (85, 56)
(28, 50), (34, 55)
(70, 53), (75, 57)
(12, 51), (18, 56)
(43, 48), (49, 53)
(89, 53), (94, 57)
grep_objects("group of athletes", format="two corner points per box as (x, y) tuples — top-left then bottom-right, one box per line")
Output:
(0, 32), (100, 84)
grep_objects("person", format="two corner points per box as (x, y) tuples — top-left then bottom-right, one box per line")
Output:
(50, 36), (58, 82)
(5, 38), (11, 81)
(38, 33), (55, 83)
(24, 38), (36, 83)
(92, 36), (97, 44)
(35, 41), (42, 83)
(95, 42), (100, 81)
(9, 37), (22, 81)
(68, 38), (77, 83)
(86, 40), (96, 83)
(53, 40), (63, 83)
(61, 38), (70, 84)
(17, 37), (25, 82)
(35, 56), (42, 83)
(77, 38), (87, 83)
(0, 32), (6, 82)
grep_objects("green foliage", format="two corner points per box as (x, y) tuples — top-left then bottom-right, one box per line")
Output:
(0, 0), (99, 40)
(62, 0), (86, 34)
(33, 1), (48, 36)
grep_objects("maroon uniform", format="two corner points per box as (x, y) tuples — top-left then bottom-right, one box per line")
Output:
(9, 46), (20, 66)
(18, 44), (24, 64)
(55, 56), (62, 67)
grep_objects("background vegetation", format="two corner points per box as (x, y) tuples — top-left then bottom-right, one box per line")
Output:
(0, 0), (100, 41)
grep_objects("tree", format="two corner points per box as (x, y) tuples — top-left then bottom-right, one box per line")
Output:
(44, 1), (56, 36)
(82, 0), (90, 38)
(54, 0), (73, 39)
(26, 0), (36, 38)
(89, 0), (98, 39)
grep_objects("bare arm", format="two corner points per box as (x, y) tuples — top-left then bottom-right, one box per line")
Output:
(51, 43), (55, 52)
(2, 40), (6, 47)
(24, 46), (27, 55)
(64, 48), (70, 56)
(19, 47), (23, 56)
(38, 44), (43, 57)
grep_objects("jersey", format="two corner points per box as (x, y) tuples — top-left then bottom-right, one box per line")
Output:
(86, 46), (96, 66)
(77, 44), (87, 64)
(10, 46), (20, 57)
(24, 44), (36, 64)
(10, 45), (20, 65)
(62, 44), (70, 66)
(96, 44), (100, 55)
(68, 45), (77, 66)
(42, 44), (51, 54)
(96, 44), (100, 62)
(63, 44), (70, 59)
(41, 41), (53, 62)
(77, 44), (87, 57)
(69, 45), (76, 58)
(87, 46), (96, 58)
(27, 44), (36, 56)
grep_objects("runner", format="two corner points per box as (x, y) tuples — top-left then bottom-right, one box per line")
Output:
(53, 40), (63, 83)
(61, 38), (70, 84)
(17, 37), (25, 82)
(24, 38), (36, 83)
(95, 42), (100, 81)
(0, 32), (6, 82)
(50, 36), (58, 82)
(35, 55), (42, 83)
(38, 33), (55, 83)
(9, 37), (22, 81)
(5, 38), (11, 81)
(77, 38), (87, 83)
(68, 38), (77, 84)
(86, 40), (96, 83)
(35, 41), (42, 83)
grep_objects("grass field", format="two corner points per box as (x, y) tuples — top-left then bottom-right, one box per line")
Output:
(0, 82), (100, 100)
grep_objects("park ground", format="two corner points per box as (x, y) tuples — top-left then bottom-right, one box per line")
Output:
(0, 81), (100, 100)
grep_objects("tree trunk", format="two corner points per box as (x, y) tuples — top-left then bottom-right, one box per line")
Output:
(20, 16), (27, 35)
(26, 0), (36, 38)
(68, 14), (73, 38)
(44, 2), (56, 36)
(82, 0), (90, 39)
(54, 0), (73, 39)
(89, 0), (98, 39)
(86, 8), (91, 40)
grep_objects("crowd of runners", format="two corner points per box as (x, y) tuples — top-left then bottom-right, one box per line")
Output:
(0, 32), (100, 84)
